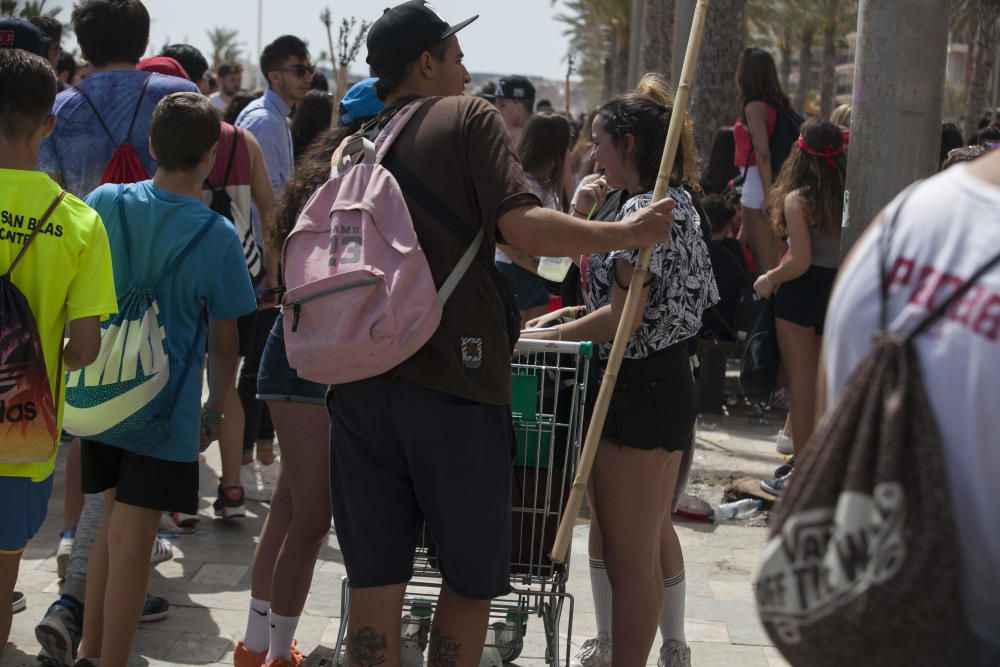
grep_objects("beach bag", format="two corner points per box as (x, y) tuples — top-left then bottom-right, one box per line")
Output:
(753, 193), (994, 666)
(206, 126), (264, 286)
(739, 295), (778, 402)
(281, 98), (483, 385)
(0, 192), (67, 463)
(63, 186), (213, 451)
(74, 75), (152, 185)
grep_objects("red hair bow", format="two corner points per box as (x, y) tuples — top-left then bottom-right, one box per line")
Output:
(797, 136), (844, 168)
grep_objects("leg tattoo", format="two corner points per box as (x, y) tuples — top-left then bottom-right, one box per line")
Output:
(348, 626), (388, 667)
(428, 628), (462, 667)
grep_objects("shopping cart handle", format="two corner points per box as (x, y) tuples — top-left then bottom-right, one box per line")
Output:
(513, 339), (593, 358)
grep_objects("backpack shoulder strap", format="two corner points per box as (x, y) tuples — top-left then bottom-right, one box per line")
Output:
(373, 98), (434, 164)
(906, 249), (1000, 341)
(123, 75), (153, 146)
(205, 126), (241, 191)
(878, 182), (921, 330)
(72, 85), (116, 144)
(3, 190), (67, 277)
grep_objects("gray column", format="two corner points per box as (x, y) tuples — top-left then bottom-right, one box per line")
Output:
(841, 0), (950, 254)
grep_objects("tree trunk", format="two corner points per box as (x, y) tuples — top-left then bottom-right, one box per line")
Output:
(965, 0), (1000, 140)
(780, 27), (793, 90)
(628, 0), (646, 87)
(842, 0), (949, 253)
(691, 0), (748, 154)
(819, 6), (839, 118)
(612, 22), (631, 95)
(640, 0), (674, 80)
(795, 28), (816, 112)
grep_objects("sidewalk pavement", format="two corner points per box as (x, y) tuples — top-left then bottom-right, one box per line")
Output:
(3, 404), (791, 667)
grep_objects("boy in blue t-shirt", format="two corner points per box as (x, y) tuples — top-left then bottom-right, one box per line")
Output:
(75, 92), (256, 666)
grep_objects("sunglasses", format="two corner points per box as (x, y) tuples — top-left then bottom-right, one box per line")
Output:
(279, 64), (315, 78)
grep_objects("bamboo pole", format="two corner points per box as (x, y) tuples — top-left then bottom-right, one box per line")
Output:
(550, 0), (711, 565)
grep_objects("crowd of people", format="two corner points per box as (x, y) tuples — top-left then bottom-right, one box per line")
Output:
(1, 0), (998, 666)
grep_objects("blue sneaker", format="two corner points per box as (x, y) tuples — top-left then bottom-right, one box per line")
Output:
(761, 470), (793, 496)
(140, 594), (169, 623)
(36, 599), (81, 666)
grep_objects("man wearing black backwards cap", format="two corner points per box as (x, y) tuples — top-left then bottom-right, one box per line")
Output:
(329, 3), (675, 665)
(0, 18), (48, 58)
(494, 74), (535, 141)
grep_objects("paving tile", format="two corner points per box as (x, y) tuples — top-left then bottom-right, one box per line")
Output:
(192, 562), (249, 587)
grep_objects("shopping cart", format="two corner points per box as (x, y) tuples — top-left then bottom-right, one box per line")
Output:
(333, 338), (593, 666)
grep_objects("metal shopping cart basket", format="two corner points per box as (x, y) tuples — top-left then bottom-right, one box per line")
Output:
(333, 338), (593, 666)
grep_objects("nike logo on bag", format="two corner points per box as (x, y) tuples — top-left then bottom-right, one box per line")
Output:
(252, 608), (267, 617)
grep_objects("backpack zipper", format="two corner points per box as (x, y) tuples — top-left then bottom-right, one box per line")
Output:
(286, 277), (380, 332)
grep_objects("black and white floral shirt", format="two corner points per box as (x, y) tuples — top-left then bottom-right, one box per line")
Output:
(584, 187), (719, 360)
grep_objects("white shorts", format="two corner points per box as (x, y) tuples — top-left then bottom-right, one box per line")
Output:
(741, 165), (766, 209)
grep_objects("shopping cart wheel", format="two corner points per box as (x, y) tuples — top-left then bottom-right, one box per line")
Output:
(493, 621), (524, 663)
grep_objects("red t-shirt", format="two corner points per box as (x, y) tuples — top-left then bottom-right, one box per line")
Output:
(733, 103), (777, 168)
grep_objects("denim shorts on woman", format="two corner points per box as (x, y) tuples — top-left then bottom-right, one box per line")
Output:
(257, 311), (328, 405)
(0, 474), (53, 553)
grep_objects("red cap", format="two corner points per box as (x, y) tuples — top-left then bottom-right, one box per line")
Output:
(137, 56), (189, 80)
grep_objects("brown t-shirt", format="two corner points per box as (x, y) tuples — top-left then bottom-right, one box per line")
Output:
(384, 95), (539, 405)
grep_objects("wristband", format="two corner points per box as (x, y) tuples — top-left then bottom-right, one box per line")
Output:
(201, 406), (224, 423)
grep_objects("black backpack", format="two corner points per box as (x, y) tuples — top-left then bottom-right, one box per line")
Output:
(0, 192), (67, 463)
(769, 105), (805, 177)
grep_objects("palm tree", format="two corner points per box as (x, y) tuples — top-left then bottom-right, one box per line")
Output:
(553, 0), (631, 100)
(817, 0), (858, 118)
(691, 0), (749, 152)
(207, 26), (241, 69)
(964, 0), (1000, 139)
(2, 0), (61, 18)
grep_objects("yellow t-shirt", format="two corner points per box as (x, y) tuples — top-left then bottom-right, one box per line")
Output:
(0, 169), (117, 481)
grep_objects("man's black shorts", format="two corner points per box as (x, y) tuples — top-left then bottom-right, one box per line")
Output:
(81, 440), (199, 515)
(328, 377), (515, 600)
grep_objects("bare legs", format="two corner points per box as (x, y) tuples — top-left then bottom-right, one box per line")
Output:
(345, 584), (489, 667)
(78, 490), (161, 667)
(0, 552), (21, 660)
(591, 443), (683, 667)
(742, 207), (781, 273)
(248, 402), (331, 615)
(775, 318), (822, 457)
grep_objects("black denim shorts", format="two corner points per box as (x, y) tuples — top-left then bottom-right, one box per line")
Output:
(328, 377), (515, 599)
(596, 341), (696, 452)
(81, 440), (199, 515)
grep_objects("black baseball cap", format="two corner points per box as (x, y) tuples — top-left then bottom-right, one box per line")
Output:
(495, 75), (535, 101)
(0, 19), (47, 58)
(366, 0), (477, 77)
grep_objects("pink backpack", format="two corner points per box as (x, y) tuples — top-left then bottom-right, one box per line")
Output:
(281, 99), (483, 385)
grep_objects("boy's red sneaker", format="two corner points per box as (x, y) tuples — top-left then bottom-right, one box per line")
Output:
(214, 484), (246, 519)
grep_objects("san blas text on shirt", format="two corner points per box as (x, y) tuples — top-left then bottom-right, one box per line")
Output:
(0, 208), (64, 244)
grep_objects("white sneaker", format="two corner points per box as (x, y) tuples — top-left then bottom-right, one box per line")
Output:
(657, 640), (691, 667)
(240, 462), (274, 502)
(570, 636), (611, 667)
(258, 459), (281, 487)
(150, 536), (174, 565)
(56, 530), (74, 580)
(776, 430), (794, 455)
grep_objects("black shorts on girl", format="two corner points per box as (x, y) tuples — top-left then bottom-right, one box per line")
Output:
(81, 440), (199, 515)
(774, 264), (838, 334)
(256, 311), (328, 405)
(597, 341), (696, 452)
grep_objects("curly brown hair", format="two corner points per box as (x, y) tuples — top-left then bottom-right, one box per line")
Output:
(769, 118), (846, 237)
(269, 123), (358, 251)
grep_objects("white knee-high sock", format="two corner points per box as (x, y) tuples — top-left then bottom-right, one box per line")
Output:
(243, 597), (271, 653)
(660, 570), (686, 644)
(266, 611), (301, 662)
(590, 558), (613, 643)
